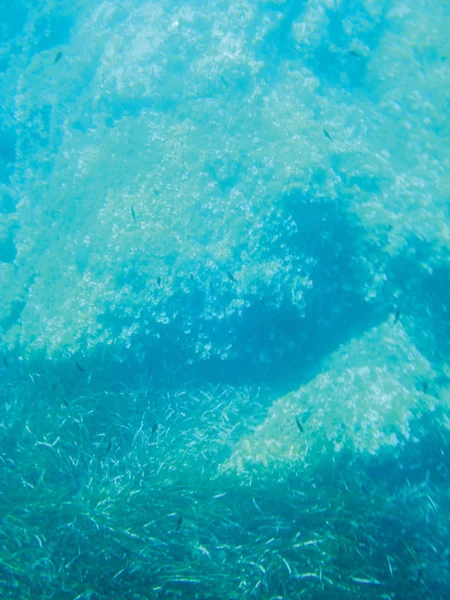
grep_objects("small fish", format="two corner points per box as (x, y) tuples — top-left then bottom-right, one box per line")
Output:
(54, 51), (63, 64)
(176, 515), (183, 531)
(151, 423), (158, 436)
(417, 566), (424, 585)
(295, 416), (304, 434)
(156, 276), (162, 287)
(105, 440), (112, 454)
(75, 360), (86, 373)
(394, 308), (401, 323)
(227, 272), (236, 283)
(130, 206), (136, 223)
(2, 356), (8, 368)
(422, 381), (428, 394)
(323, 129), (333, 142)
(348, 49), (360, 57)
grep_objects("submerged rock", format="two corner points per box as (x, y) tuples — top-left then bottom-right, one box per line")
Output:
(221, 321), (438, 478)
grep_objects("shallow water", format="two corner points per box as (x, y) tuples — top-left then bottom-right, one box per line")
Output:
(0, 1), (449, 598)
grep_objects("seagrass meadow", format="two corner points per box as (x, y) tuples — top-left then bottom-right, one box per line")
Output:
(1, 0), (450, 598)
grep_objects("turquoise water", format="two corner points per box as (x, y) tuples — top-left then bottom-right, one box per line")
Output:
(0, 1), (449, 598)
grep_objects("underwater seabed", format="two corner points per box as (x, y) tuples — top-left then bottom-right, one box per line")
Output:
(0, 347), (449, 599)
(1, 0), (450, 596)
